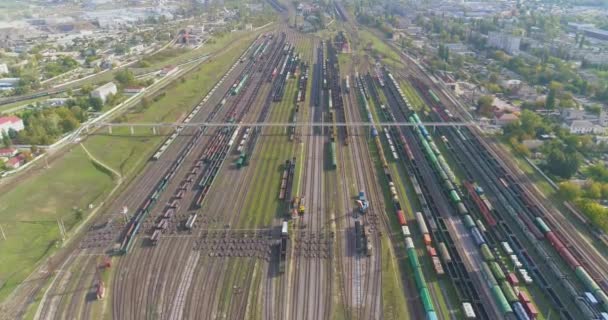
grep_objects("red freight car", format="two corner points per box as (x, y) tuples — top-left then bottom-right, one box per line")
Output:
(507, 272), (519, 286)
(524, 301), (538, 319)
(546, 232), (565, 250)
(396, 210), (406, 226)
(558, 247), (581, 269)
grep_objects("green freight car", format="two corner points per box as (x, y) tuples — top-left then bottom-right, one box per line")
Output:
(500, 281), (518, 303)
(480, 244), (495, 262)
(489, 261), (506, 281)
(429, 90), (440, 103)
(535, 217), (551, 234)
(413, 265), (427, 290)
(575, 267), (600, 291)
(481, 262), (498, 287)
(449, 190), (461, 203)
(408, 247), (420, 268)
(420, 287), (434, 312)
(464, 215), (475, 229)
(328, 142), (337, 169)
(236, 153), (248, 168)
(491, 285), (513, 315)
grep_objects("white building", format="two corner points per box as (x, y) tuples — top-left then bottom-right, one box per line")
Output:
(565, 120), (606, 135)
(0, 77), (20, 90)
(0, 63), (8, 75)
(0, 116), (25, 134)
(488, 32), (521, 55)
(91, 82), (117, 104)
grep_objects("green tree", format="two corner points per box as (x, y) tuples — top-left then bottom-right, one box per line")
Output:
(2, 131), (12, 147)
(587, 182), (603, 199)
(477, 95), (494, 117)
(89, 97), (104, 111)
(585, 163), (608, 183)
(545, 148), (581, 179)
(545, 88), (556, 109)
(114, 69), (136, 86)
(576, 199), (608, 232)
(557, 181), (581, 201)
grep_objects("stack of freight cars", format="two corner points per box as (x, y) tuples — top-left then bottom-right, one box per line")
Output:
(382, 69), (493, 318)
(150, 32), (257, 161)
(411, 83), (550, 319)
(295, 62), (308, 103)
(289, 104), (299, 141)
(383, 168), (437, 319)
(409, 108), (533, 318)
(354, 221), (371, 256)
(121, 34), (274, 252)
(273, 43), (297, 101)
(463, 182), (497, 228)
(362, 74), (391, 171)
(120, 126), (205, 253)
(279, 221), (289, 273)
(415, 67), (608, 317)
(535, 217), (608, 312)
(416, 211), (444, 275)
(279, 158), (296, 201)
(194, 33), (287, 207)
(409, 113), (467, 215)
(327, 98), (337, 169)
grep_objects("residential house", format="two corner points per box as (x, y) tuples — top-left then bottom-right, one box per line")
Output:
(0, 116), (24, 134)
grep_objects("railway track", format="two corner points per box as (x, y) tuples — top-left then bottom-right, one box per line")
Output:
(108, 33), (286, 319)
(347, 73), (385, 320)
(289, 39), (332, 320)
(401, 63), (606, 318)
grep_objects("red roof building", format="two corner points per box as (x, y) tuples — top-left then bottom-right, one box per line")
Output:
(6, 155), (24, 169)
(0, 147), (17, 158)
(0, 115), (24, 133)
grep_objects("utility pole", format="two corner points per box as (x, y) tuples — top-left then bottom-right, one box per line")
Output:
(57, 219), (66, 243)
(122, 206), (129, 223)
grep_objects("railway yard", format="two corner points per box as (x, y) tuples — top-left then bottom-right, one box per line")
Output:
(6, 4), (608, 320)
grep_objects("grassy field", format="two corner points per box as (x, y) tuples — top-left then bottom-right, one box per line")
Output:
(0, 147), (115, 301)
(358, 29), (401, 67)
(0, 30), (261, 303)
(237, 78), (298, 228)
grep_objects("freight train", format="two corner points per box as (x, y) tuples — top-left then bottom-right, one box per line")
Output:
(535, 217), (608, 312)
(409, 113), (467, 215)
(279, 221), (288, 273)
(383, 166), (438, 319)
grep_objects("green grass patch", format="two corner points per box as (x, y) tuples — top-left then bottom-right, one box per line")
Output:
(237, 79), (298, 228)
(358, 29), (401, 67)
(0, 96), (49, 114)
(0, 147), (114, 301)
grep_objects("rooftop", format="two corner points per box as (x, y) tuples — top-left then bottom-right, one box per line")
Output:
(0, 116), (22, 125)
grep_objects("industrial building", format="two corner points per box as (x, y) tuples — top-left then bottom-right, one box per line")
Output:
(91, 82), (118, 104)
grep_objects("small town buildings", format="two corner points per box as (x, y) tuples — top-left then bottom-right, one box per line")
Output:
(160, 66), (177, 76)
(91, 82), (117, 104)
(0, 147), (18, 159)
(494, 112), (519, 126)
(5, 155), (24, 169)
(0, 77), (20, 90)
(0, 116), (24, 134)
(123, 86), (145, 95)
(487, 31), (521, 55)
(564, 120), (606, 135)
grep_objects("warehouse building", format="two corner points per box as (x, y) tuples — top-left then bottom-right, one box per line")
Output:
(91, 82), (117, 104)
